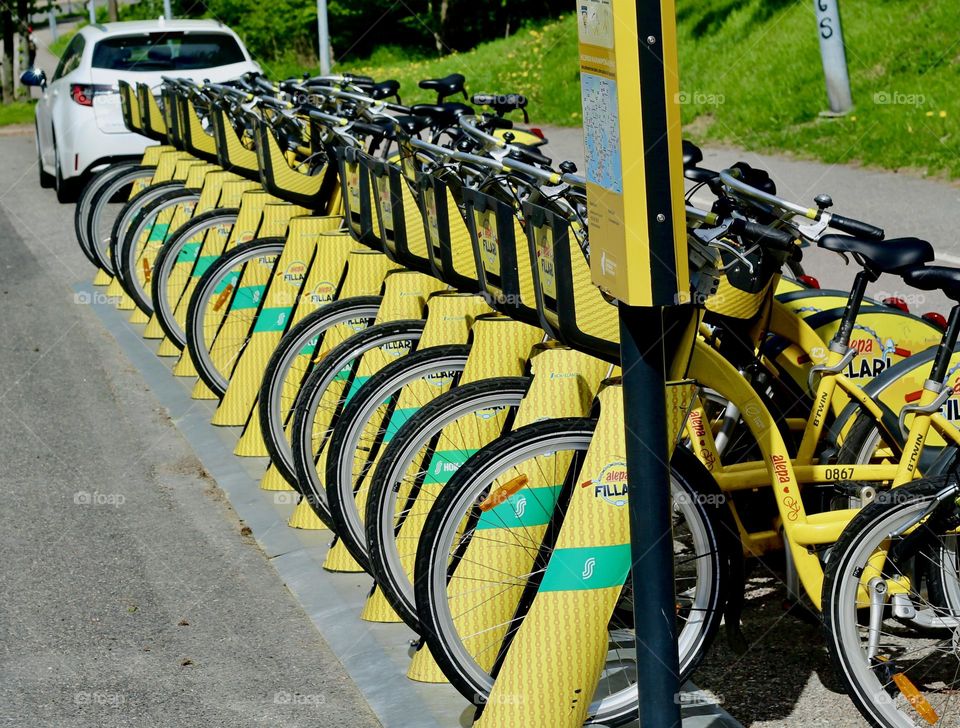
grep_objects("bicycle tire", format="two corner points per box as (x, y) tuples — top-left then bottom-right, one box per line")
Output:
(414, 421), (729, 726)
(325, 344), (472, 570)
(150, 207), (240, 347)
(365, 376), (531, 628)
(290, 320), (427, 524)
(185, 238), (287, 397)
(108, 180), (185, 285)
(74, 162), (140, 267)
(117, 188), (201, 313)
(822, 477), (960, 727)
(258, 296), (382, 487)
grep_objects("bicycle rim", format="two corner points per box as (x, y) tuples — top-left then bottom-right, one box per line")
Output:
(88, 166), (154, 273)
(259, 299), (381, 485)
(291, 321), (425, 513)
(326, 347), (471, 567)
(827, 488), (960, 727)
(152, 211), (239, 347)
(186, 240), (286, 396)
(120, 191), (200, 313)
(419, 425), (722, 725)
(368, 378), (529, 628)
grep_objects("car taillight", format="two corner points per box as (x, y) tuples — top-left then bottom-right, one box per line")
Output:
(70, 84), (112, 106)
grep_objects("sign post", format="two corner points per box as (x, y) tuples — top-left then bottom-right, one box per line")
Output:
(317, 0), (331, 75)
(814, 0), (853, 115)
(578, 0), (689, 724)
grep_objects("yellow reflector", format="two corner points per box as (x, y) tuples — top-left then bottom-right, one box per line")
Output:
(892, 672), (938, 724)
(479, 475), (529, 512)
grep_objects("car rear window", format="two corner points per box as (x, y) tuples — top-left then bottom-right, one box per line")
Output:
(91, 32), (245, 71)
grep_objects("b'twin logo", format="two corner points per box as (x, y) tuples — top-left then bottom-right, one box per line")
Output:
(513, 496), (527, 518)
(582, 557), (597, 580)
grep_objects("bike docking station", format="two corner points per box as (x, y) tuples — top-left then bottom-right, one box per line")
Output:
(473, 1), (719, 726)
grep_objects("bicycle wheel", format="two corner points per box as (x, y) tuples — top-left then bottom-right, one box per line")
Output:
(108, 180), (185, 283)
(325, 345), (472, 570)
(117, 188), (201, 313)
(415, 421), (728, 725)
(823, 477), (960, 727)
(290, 320), (426, 524)
(366, 376), (530, 628)
(150, 208), (240, 348)
(258, 297), (382, 487)
(185, 238), (286, 397)
(74, 162), (140, 268)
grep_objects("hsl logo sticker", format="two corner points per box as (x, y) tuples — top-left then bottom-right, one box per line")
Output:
(580, 461), (628, 506)
(581, 557), (596, 580)
(513, 496), (527, 518)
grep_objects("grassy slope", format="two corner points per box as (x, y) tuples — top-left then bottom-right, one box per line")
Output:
(338, 1), (960, 178)
(337, 17), (582, 127)
(0, 101), (38, 127)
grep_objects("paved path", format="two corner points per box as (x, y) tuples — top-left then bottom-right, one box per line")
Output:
(0, 135), (379, 727)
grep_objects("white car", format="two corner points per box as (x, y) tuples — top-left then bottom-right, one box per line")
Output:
(21, 19), (260, 201)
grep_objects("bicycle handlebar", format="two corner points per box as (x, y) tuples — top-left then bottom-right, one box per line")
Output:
(826, 213), (885, 241)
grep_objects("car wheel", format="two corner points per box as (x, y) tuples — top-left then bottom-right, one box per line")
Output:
(54, 138), (76, 204)
(37, 124), (54, 189)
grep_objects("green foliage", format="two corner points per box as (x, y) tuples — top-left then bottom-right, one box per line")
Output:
(674, 0), (960, 178)
(49, 27), (78, 58)
(338, 16), (581, 125)
(0, 100), (37, 126)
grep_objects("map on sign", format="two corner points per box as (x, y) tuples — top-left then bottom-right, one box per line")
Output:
(578, 0), (613, 48)
(581, 72), (622, 194)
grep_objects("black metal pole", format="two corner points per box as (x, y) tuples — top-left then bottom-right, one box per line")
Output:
(620, 302), (682, 728)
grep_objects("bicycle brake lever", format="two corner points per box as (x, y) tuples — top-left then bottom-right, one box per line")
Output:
(796, 217), (829, 241)
(693, 223), (755, 275)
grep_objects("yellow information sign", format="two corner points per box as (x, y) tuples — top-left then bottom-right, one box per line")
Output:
(577, 0), (688, 306)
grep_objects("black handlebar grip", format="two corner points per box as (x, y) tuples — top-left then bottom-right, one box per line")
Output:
(829, 213), (884, 241)
(735, 220), (797, 252)
(346, 74), (375, 84)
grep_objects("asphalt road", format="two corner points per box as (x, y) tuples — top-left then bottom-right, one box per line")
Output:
(0, 134), (379, 727)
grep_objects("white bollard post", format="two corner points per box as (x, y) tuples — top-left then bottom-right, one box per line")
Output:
(814, 0), (853, 115)
(317, 0), (330, 74)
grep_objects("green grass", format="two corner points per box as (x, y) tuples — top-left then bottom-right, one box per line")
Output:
(323, 1), (960, 178)
(49, 26), (79, 58)
(336, 17), (582, 127)
(0, 100), (37, 127)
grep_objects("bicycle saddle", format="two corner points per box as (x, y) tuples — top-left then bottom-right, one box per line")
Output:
(391, 114), (432, 136)
(819, 234), (935, 275)
(507, 144), (552, 168)
(419, 73), (466, 101)
(682, 139), (703, 167)
(409, 102), (473, 127)
(902, 265), (960, 301)
(365, 79), (400, 101)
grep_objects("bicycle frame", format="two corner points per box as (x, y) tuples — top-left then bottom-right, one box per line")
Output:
(679, 310), (960, 609)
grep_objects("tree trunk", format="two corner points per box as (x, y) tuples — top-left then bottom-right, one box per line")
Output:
(107, 0), (118, 21)
(432, 0), (448, 54)
(16, 0), (28, 98)
(1, 4), (14, 104)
